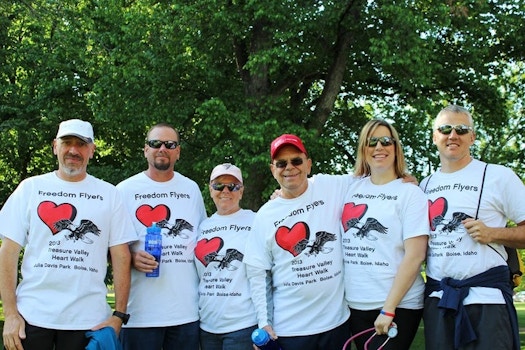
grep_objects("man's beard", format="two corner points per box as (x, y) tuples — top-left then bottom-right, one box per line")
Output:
(154, 160), (170, 171)
(62, 156), (85, 177)
(62, 165), (84, 177)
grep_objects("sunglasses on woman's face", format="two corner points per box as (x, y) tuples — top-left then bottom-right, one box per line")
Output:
(367, 136), (395, 147)
(436, 124), (472, 135)
(211, 183), (243, 192)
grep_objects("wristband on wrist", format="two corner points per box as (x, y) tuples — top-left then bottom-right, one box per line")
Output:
(112, 310), (130, 325)
(380, 309), (395, 318)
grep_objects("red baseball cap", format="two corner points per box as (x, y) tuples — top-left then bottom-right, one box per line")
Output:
(270, 134), (308, 159)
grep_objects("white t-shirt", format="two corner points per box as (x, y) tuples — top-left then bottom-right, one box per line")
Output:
(0, 172), (137, 329)
(341, 177), (428, 310)
(116, 171), (207, 327)
(195, 209), (257, 333)
(421, 159), (525, 304)
(244, 174), (355, 336)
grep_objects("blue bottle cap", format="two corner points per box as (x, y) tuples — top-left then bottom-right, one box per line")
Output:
(251, 328), (270, 346)
(147, 222), (160, 234)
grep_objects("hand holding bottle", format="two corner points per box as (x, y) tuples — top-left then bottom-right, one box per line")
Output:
(144, 223), (162, 277)
(131, 250), (159, 273)
(252, 327), (281, 350)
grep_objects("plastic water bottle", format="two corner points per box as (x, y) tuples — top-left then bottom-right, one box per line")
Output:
(251, 328), (281, 350)
(144, 223), (162, 277)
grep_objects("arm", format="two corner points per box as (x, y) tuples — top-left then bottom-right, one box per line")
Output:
(91, 243), (131, 334)
(464, 166), (525, 248)
(0, 238), (26, 350)
(374, 235), (428, 334)
(401, 174), (419, 186)
(464, 220), (525, 248)
(246, 265), (277, 340)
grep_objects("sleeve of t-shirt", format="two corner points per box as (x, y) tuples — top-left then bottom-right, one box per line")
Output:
(311, 173), (359, 205)
(401, 185), (430, 240)
(0, 179), (31, 246)
(498, 166), (525, 223)
(244, 213), (273, 270)
(196, 190), (208, 224)
(246, 265), (273, 328)
(108, 188), (139, 246)
(244, 212), (274, 327)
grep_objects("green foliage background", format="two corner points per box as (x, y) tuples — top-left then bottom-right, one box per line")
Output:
(1, 1), (524, 212)
(1, 0), (525, 339)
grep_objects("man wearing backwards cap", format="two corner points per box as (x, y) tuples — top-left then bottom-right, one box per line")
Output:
(117, 123), (206, 350)
(194, 163), (258, 349)
(0, 119), (137, 350)
(244, 133), (357, 349)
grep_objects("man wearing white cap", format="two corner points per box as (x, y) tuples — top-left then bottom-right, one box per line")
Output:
(195, 163), (258, 350)
(117, 123), (207, 350)
(0, 119), (137, 349)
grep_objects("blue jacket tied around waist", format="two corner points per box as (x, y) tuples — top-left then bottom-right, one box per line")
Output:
(425, 265), (519, 350)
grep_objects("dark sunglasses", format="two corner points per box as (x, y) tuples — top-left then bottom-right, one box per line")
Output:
(368, 136), (395, 147)
(146, 140), (180, 149)
(274, 157), (304, 168)
(211, 183), (243, 192)
(436, 124), (473, 135)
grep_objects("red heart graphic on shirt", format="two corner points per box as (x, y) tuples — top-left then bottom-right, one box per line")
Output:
(37, 201), (77, 234)
(195, 237), (224, 266)
(275, 222), (310, 257)
(136, 204), (171, 227)
(341, 202), (368, 231)
(428, 197), (447, 231)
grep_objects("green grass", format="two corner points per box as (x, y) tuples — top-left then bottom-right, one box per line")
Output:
(517, 303), (525, 348)
(2, 300), (525, 349)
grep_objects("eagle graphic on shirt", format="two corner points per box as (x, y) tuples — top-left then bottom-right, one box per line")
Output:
(134, 204), (194, 240)
(428, 197), (472, 233)
(274, 222), (336, 257)
(157, 218), (193, 239)
(428, 197), (467, 249)
(54, 219), (101, 244)
(341, 202), (388, 241)
(195, 237), (244, 271)
(37, 200), (100, 244)
(304, 231), (336, 256)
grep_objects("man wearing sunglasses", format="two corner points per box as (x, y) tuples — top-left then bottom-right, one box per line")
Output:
(0, 119), (137, 350)
(117, 123), (207, 350)
(421, 105), (525, 350)
(244, 134), (357, 350)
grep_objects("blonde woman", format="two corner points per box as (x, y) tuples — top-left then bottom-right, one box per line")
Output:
(341, 119), (429, 350)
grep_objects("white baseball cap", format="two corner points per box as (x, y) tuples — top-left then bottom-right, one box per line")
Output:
(210, 163), (243, 183)
(56, 119), (94, 143)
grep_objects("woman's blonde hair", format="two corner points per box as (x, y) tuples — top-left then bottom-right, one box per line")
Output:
(354, 119), (408, 178)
